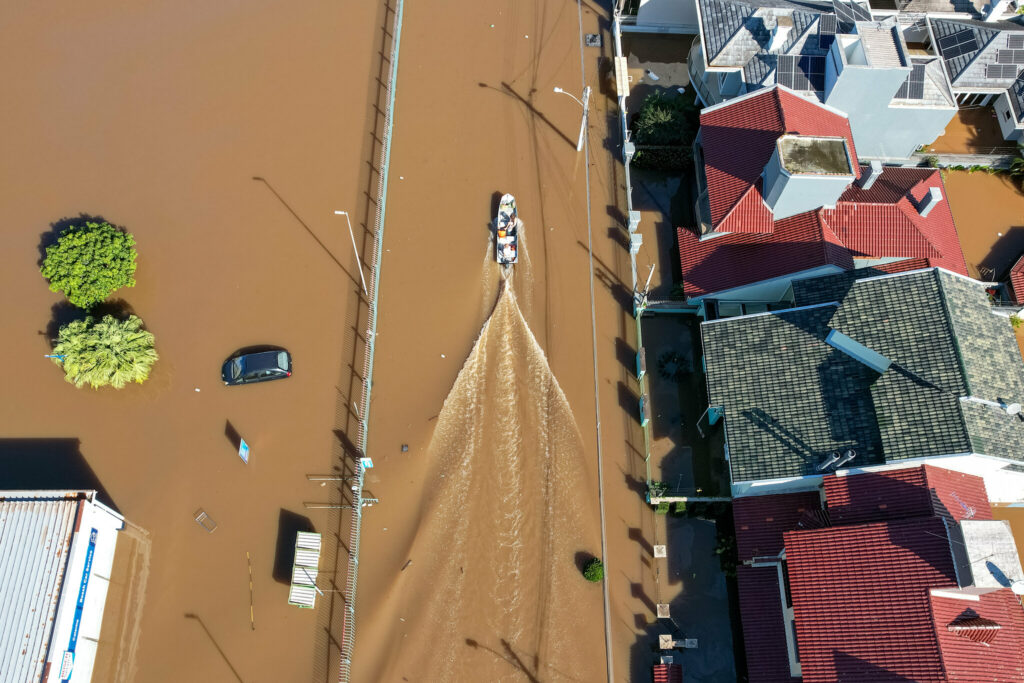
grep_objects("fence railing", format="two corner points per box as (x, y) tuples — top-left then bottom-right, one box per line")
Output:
(337, 0), (404, 680)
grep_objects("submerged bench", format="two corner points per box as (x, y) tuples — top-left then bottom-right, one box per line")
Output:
(287, 531), (322, 609)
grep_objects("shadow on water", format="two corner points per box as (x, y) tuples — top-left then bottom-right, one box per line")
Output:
(224, 420), (241, 451)
(251, 176), (364, 297)
(42, 298), (137, 342)
(273, 509), (316, 584)
(0, 438), (120, 512)
(184, 613), (245, 682)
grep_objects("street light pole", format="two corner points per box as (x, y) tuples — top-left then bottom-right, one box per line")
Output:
(333, 210), (369, 296)
(554, 85), (592, 152)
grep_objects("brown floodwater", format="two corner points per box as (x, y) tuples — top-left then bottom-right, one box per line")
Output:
(361, 277), (602, 681)
(0, 1), (382, 681)
(350, 0), (660, 681)
(2, 0), (668, 680)
(944, 170), (1024, 280)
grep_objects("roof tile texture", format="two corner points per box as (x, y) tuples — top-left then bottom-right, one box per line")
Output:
(784, 517), (958, 682)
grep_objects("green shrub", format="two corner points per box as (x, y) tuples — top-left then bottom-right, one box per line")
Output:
(672, 501), (687, 515)
(583, 558), (604, 582)
(41, 221), (137, 308)
(633, 92), (699, 146)
(53, 314), (158, 389)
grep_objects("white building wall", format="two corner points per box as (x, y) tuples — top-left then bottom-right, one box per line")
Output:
(994, 93), (1024, 143)
(733, 453), (1024, 503)
(44, 498), (123, 683)
(637, 0), (698, 30)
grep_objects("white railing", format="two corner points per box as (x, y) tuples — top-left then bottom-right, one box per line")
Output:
(337, 0), (404, 680)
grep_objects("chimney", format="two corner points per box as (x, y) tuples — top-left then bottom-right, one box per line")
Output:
(919, 186), (944, 218)
(769, 15), (794, 52)
(858, 160), (883, 190)
(985, 0), (1011, 21)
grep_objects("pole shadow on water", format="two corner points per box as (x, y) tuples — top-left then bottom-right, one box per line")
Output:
(250, 176), (364, 297)
(0, 438), (120, 512)
(273, 509), (316, 584)
(477, 82), (576, 150)
(184, 613), (245, 682)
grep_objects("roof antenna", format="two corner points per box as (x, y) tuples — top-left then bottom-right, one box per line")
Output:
(834, 449), (857, 468)
(816, 451), (841, 472)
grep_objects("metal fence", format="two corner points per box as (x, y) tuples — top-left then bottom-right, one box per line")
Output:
(337, 0), (404, 680)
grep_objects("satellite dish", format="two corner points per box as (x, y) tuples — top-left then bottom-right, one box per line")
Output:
(1012, 580), (1024, 596)
(1006, 403), (1022, 416)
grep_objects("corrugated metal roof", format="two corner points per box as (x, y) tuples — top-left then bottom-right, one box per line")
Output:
(0, 494), (81, 682)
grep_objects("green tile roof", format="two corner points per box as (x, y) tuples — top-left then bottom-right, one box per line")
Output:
(703, 268), (1024, 484)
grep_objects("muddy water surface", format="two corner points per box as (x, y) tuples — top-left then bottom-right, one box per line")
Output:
(0, 2), (382, 681)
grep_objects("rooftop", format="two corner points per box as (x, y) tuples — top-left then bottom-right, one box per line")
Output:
(701, 268), (1024, 483)
(778, 135), (854, 175)
(930, 18), (1024, 91)
(735, 466), (1024, 683)
(680, 160), (967, 298)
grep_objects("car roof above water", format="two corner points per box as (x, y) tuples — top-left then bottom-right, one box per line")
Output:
(242, 350), (287, 371)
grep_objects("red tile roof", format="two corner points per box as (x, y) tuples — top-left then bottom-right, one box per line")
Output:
(652, 662), (683, 683)
(734, 490), (823, 562)
(784, 517), (959, 682)
(931, 588), (1024, 682)
(681, 87), (968, 299)
(824, 464), (992, 526)
(679, 167), (967, 298)
(700, 87), (858, 235)
(736, 566), (802, 683)
(1009, 254), (1024, 304)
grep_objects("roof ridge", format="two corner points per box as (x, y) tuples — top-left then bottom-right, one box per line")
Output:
(933, 266), (970, 403)
(716, 182), (772, 233)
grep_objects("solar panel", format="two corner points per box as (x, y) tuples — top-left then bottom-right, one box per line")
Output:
(851, 1), (872, 21)
(987, 63), (1021, 79)
(996, 49), (1024, 64)
(832, 1), (855, 33)
(895, 63), (927, 99)
(776, 55), (827, 92)
(818, 13), (837, 52)
(1008, 35), (1024, 50)
(938, 29), (979, 60)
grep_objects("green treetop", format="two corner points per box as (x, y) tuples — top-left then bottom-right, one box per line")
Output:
(41, 221), (137, 308)
(52, 314), (158, 389)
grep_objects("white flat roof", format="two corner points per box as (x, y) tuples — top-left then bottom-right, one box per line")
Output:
(0, 491), (122, 683)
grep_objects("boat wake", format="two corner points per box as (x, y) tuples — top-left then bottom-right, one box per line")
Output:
(383, 279), (600, 681)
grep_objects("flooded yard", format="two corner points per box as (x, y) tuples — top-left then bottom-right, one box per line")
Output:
(0, 1), (383, 679)
(944, 170), (1024, 280)
(926, 107), (1011, 155)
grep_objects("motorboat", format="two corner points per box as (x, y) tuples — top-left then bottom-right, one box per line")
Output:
(495, 193), (519, 265)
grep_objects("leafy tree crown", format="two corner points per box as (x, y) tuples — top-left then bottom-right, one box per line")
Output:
(41, 221), (137, 308)
(583, 558), (604, 582)
(52, 314), (158, 389)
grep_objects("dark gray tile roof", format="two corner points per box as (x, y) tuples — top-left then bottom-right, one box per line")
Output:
(704, 268), (1024, 484)
(702, 304), (886, 482)
(698, 0), (831, 66)
(930, 18), (1024, 88)
(700, 0), (752, 64)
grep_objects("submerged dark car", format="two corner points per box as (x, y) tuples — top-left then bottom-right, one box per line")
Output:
(221, 350), (292, 386)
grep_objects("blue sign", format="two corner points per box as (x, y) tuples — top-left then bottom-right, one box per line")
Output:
(62, 528), (97, 682)
(238, 439), (250, 464)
